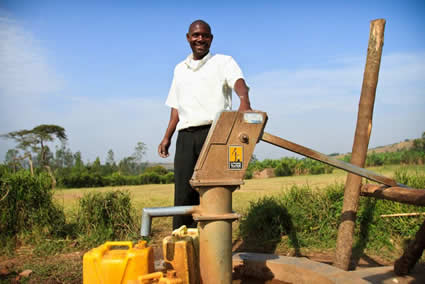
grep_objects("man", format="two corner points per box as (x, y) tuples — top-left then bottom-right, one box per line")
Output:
(158, 20), (252, 229)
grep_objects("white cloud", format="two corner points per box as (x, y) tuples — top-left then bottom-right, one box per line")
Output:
(0, 14), (170, 164)
(0, 16), (62, 98)
(0, 15), (63, 133)
(249, 52), (425, 160)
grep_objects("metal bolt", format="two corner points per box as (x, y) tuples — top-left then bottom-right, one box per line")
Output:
(239, 133), (249, 144)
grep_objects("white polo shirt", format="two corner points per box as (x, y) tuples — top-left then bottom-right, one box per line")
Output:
(165, 53), (244, 131)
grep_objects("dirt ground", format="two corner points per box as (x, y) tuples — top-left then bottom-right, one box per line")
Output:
(1, 245), (423, 284)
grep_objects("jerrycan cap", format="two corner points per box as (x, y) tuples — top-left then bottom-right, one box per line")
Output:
(134, 240), (147, 249)
(166, 270), (177, 278)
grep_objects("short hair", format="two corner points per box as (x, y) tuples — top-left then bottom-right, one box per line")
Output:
(188, 20), (211, 34)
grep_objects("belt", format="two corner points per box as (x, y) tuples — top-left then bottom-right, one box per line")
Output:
(181, 124), (211, 132)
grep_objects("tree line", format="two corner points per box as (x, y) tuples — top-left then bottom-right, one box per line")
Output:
(1, 124), (173, 188)
(342, 132), (425, 167)
(2, 125), (424, 187)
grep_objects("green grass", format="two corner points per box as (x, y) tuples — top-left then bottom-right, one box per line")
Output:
(234, 165), (425, 261)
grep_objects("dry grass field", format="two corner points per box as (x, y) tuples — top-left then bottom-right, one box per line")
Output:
(54, 165), (412, 211)
(53, 164), (423, 245)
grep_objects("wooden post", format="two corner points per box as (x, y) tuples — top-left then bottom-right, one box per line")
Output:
(334, 19), (386, 270)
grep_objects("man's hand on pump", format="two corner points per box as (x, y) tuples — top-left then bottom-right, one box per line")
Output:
(234, 78), (252, 112)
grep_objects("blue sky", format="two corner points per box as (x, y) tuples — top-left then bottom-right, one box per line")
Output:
(1, 1), (424, 164)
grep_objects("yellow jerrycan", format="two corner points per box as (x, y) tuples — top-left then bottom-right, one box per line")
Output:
(162, 226), (199, 284)
(83, 240), (154, 284)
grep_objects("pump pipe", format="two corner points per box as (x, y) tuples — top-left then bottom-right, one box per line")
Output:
(140, 205), (197, 237)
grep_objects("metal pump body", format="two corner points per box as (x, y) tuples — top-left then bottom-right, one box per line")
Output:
(190, 111), (268, 284)
(141, 110), (401, 284)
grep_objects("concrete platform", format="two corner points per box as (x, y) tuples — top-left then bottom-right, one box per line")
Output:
(233, 252), (425, 284)
(348, 265), (425, 284)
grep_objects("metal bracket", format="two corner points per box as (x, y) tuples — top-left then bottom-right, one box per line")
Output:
(193, 212), (240, 222)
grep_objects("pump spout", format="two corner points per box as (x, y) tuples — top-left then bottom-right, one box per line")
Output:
(140, 206), (197, 237)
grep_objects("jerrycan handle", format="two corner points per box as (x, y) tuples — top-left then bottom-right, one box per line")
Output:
(138, 272), (163, 283)
(102, 241), (133, 254)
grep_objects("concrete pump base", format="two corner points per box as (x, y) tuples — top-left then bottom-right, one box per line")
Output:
(232, 252), (424, 284)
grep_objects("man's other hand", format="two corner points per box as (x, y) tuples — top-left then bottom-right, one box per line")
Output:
(158, 138), (171, 158)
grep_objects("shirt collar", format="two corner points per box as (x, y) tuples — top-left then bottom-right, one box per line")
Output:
(184, 52), (212, 71)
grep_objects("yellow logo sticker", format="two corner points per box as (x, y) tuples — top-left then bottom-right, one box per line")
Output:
(228, 145), (243, 170)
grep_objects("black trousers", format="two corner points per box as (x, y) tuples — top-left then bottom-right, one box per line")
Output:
(173, 125), (210, 230)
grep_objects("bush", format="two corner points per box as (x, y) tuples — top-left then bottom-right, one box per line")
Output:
(366, 152), (384, 167)
(279, 184), (343, 248)
(239, 196), (293, 252)
(276, 158), (296, 176)
(0, 164), (11, 177)
(59, 168), (175, 188)
(103, 172), (127, 186)
(161, 172), (175, 184)
(394, 168), (425, 189)
(0, 171), (66, 246)
(76, 190), (137, 247)
(59, 171), (104, 188)
(274, 163), (292, 177)
(144, 165), (169, 175)
(412, 132), (425, 151)
(244, 168), (253, 179)
(140, 172), (161, 184)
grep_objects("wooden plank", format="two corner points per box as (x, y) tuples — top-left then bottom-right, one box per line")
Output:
(361, 184), (425, 206)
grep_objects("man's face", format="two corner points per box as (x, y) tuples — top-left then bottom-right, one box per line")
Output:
(186, 23), (213, 60)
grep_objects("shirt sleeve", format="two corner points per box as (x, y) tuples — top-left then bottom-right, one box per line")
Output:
(223, 56), (244, 89)
(165, 68), (179, 109)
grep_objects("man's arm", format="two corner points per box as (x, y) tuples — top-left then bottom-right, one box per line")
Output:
(158, 108), (179, 158)
(234, 78), (252, 112)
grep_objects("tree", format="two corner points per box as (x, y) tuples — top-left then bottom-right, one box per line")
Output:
(133, 141), (147, 174)
(73, 151), (84, 172)
(106, 149), (115, 165)
(118, 156), (137, 175)
(133, 142), (147, 164)
(1, 124), (67, 187)
(54, 142), (74, 170)
(1, 130), (36, 175)
(105, 149), (117, 175)
(31, 125), (67, 166)
(4, 149), (20, 172)
(412, 131), (425, 151)
(35, 145), (54, 168)
(91, 157), (102, 175)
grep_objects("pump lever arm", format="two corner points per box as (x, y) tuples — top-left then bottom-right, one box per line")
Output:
(261, 132), (403, 188)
